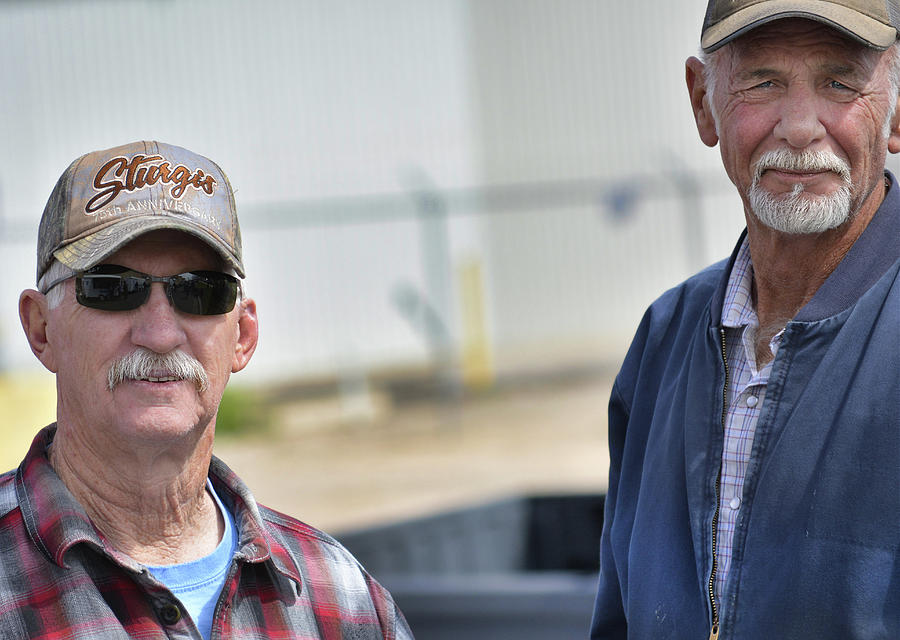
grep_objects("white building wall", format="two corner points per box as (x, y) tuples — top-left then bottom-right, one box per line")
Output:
(0, 0), (476, 380)
(467, 0), (744, 370)
(5, 1), (890, 383)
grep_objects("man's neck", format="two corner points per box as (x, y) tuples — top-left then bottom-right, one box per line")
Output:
(49, 424), (224, 566)
(745, 182), (884, 364)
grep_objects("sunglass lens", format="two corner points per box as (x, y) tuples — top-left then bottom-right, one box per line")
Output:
(170, 272), (238, 315)
(77, 272), (149, 311)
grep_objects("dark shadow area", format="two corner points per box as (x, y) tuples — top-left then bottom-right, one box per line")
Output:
(337, 493), (604, 640)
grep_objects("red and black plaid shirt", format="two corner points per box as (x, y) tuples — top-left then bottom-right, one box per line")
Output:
(0, 426), (413, 639)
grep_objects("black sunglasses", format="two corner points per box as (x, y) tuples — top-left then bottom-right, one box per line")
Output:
(44, 264), (239, 315)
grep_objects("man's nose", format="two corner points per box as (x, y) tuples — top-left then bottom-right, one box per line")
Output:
(773, 85), (827, 149)
(129, 283), (187, 354)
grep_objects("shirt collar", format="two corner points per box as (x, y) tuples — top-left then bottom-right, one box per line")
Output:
(721, 236), (756, 330)
(208, 456), (303, 587)
(15, 425), (113, 569)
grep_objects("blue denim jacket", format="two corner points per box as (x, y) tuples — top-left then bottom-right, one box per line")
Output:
(591, 173), (900, 639)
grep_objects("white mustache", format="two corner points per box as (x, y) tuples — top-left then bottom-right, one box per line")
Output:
(753, 149), (851, 185)
(108, 348), (209, 392)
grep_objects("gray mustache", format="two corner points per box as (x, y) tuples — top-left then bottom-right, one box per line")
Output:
(754, 149), (851, 184)
(108, 348), (209, 393)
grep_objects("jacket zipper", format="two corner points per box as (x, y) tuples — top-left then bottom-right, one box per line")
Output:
(708, 327), (729, 640)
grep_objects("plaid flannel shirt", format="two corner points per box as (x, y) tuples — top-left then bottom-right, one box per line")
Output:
(715, 237), (780, 607)
(0, 425), (414, 640)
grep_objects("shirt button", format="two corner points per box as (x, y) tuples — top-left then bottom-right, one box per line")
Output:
(745, 395), (758, 407)
(729, 497), (742, 510)
(159, 603), (182, 626)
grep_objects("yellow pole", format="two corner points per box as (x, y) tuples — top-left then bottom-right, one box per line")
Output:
(458, 257), (494, 390)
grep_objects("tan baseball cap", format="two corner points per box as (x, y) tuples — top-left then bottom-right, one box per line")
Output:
(701, 0), (900, 52)
(36, 140), (244, 284)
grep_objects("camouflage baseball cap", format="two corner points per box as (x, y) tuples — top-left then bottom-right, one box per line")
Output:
(37, 140), (244, 285)
(701, 0), (900, 52)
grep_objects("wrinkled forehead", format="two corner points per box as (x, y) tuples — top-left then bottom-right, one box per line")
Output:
(105, 229), (225, 271)
(729, 17), (881, 60)
(715, 17), (891, 84)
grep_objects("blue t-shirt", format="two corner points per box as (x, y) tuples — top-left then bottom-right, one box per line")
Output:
(146, 480), (238, 640)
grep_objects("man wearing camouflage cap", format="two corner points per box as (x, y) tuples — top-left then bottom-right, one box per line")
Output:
(0, 141), (413, 639)
(592, 1), (900, 638)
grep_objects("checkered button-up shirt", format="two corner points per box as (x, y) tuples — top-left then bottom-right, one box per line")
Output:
(715, 238), (782, 608)
(0, 425), (413, 640)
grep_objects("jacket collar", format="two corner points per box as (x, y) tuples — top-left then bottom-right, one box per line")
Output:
(711, 171), (900, 326)
(795, 171), (900, 321)
(16, 425), (302, 588)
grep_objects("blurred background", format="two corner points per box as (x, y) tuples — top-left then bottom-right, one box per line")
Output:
(0, 0), (842, 636)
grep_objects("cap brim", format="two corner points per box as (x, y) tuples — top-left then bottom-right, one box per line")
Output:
(702, 1), (898, 52)
(53, 215), (245, 278)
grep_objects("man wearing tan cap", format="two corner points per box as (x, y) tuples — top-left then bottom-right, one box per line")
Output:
(592, 2), (900, 638)
(0, 141), (413, 639)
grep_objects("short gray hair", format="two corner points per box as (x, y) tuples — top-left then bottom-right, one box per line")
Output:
(38, 260), (75, 310)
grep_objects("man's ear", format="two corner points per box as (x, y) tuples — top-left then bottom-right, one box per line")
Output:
(231, 297), (258, 373)
(686, 56), (719, 148)
(888, 91), (900, 154)
(19, 289), (58, 373)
